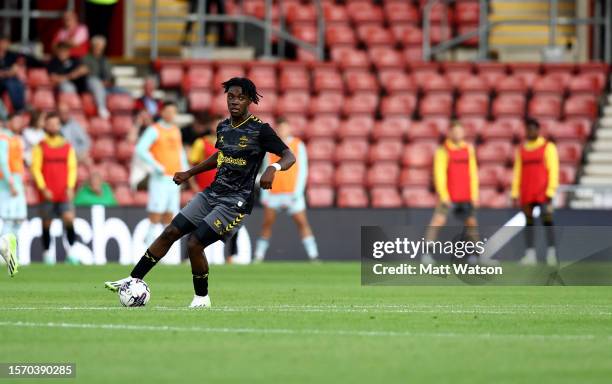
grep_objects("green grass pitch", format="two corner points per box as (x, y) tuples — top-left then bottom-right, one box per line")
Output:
(1, 262), (611, 384)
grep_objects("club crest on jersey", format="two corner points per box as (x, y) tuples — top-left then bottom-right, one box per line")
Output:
(238, 135), (249, 148)
(213, 219), (222, 228)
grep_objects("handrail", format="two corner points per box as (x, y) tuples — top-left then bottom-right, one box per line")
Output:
(423, 0), (612, 62)
(150, 0), (325, 60)
(0, 0), (75, 45)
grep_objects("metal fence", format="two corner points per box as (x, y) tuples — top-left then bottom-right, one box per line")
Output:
(0, 0), (75, 45)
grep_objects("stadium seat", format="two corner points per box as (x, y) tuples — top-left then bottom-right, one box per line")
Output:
(532, 74), (566, 95)
(368, 140), (403, 163)
(380, 93), (417, 116)
(402, 142), (437, 168)
(541, 118), (592, 141)
(291, 23), (317, 44)
(476, 62), (508, 86)
(309, 92), (344, 115)
(91, 137), (116, 161)
(347, 1), (384, 23)
(279, 67), (310, 90)
(492, 94), (526, 118)
(335, 138), (370, 162)
(458, 117), (486, 139)
(564, 95), (598, 119)
(367, 163), (401, 187)
(313, 70), (344, 92)
(344, 70), (379, 93)
(159, 65), (183, 88)
(32, 89), (55, 111)
(401, 186), (437, 207)
(378, 70), (417, 94)
(307, 186), (335, 207)
(568, 73), (606, 95)
(105, 163), (129, 186)
(307, 138), (335, 161)
(478, 164), (506, 187)
(107, 94), (134, 113)
(337, 186), (369, 208)
(251, 92), (278, 114)
(211, 92), (229, 115)
(308, 162), (335, 185)
(373, 116), (411, 139)
(342, 93), (379, 116)
(111, 115), (133, 137)
(305, 115), (341, 139)
(188, 90), (213, 112)
(456, 94), (489, 117)
(81, 93), (98, 116)
(284, 114), (308, 138)
(335, 162), (367, 186)
(338, 116), (374, 138)
(214, 65), (245, 86)
(325, 24), (357, 46)
(455, 1), (480, 24)
(182, 66), (213, 91)
(116, 141), (135, 162)
(557, 142), (583, 163)
(87, 117), (112, 137)
(26, 68), (51, 88)
(510, 62), (541, 87)
(458, 75), (490, 95)
(399, 167), (432, 187)
(418, 73), (454, 93)
(495, 75), (528, 94)
(488, 118), (525, 140)
(419, 94), (453, 117)
(392, 24), (423, 46)
(477, 140), (514, 163)
(276, 91), (310, 115)
(384, 1), (419, 24)
(481, 119), (519, 140)
(479, 188), (509, 208)
(369, 47), (406, 69)
(111, 186), (132, 206)
(371, 186), (403, 208)
(357, 24), (394, 46)
(559, 165), (577, 184)
(58, 92), (83, 111)
(323, 3), (348, 25)
(330, 47), (371, 70)
(528, 96), (562, 119)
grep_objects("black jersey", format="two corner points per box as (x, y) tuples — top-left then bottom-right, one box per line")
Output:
(205, 115), (288, 213)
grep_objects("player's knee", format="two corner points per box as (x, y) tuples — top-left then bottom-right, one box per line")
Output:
(525, 216), (535, 226)
(464, 216), (477, 227)
(543, 216), (554, 226)
(160, 225), (182, 242)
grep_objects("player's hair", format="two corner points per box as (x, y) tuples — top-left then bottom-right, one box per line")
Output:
(161, 100), (177, 109)
(276, 116), (288, 125)
(450, 119), (462, 128)
(55, 41), (71, 51)
(45, 112), (60, 121)
(525, 117), (540, 130)
(222, 77), (262, 104)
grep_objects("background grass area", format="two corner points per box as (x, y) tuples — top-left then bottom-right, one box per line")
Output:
(1, 263), (611, 384)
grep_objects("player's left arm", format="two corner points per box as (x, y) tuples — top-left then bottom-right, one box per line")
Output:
(468, 145), (479, 206)
(259, 124), (295, 189)
(544, 142), (560, 200)
(67, 147), (78, 200)
(293, 141), (308, 197)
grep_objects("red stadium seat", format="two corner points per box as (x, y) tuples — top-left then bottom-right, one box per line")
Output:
(418, 73), (453, 93)
(309, 92), (344, 115)
(307, 138), (335, 161)
(492, 94), (526, 118)
(87, 117), (112, 137)
(367, 163), (401, 187)
(532, 74), (566, 95)
(343, 93), (379, 115)
(81, 93), (98, 116)
(91, 137), (116, 161)
(556, 142), (583, 163)
(338, 116), (374, 138)
(213, 65), (245, 86)
(276, 91), (310, 115)
(107, 94), (134, 113)
(404, 46), (424, 62)
(286, 2), (316, 23)
(113, 184), (132, 205)
(313, 70), (344, 92)
(456, 94), (489, 117)
(478, 164), (506, 187)
(380, 93), (417, 116)
(284, 114), (308, 138)
(159, 65), (183, 88)
(335, 162), (367, 186)
(337, 186), (369, 208)
(542, 118), (592, 141)
(369, 47), (406, 69)
(455, 1), (480, 24)
(458, 117), (486, 139)
(32, 89), (55, 111)
(476, 62), (508, 86)
(384, 2), (419, 24)
(409, 61), (440, 77)
(111, 115), (133, 137)
(479, 188), (509, 208)
(559, 165), (577, 184)
(419, 94), (453, 117)
(458, 75), (490, 94)
(392, 24), (423, 46)
(325, 24), (357, 46)
(529, 96), (562, 119)
(371, 186), (402, 208)
(27, 68), (51, 88)
(330, 47), (371, 70)
(564, 95), (598, 119)
(58, 92), (83, 111)
(251, 92), (278, 114)
(308, 162), (335, 185)
(188, 90), (213, 112)
(373, 116), (411, 139)
(568, 73), (606, 95)
(105, 162), (129, 186)
(378, 70), (417, 94)
(495, 75), (527, 94)
(307, 186), (335, 207)
(477, 140), (513, 163)
(510, 62), (541, 87)
(344, 70), (379, 93)
(347, 1), (384, 23)
(357, 24), (394, 46)
(305, 115), (341, 139)
(488, 118), (525, 140)
(182, 66), (213, 91)
(116, 141), (135, 162)
(368, 140), (403, 163)
(291, 23), (317, 44)
(279, 67), (310, 90)
(402, 187), (436, 207)
(323, 3), (348, 25)
(210, 92), (228, 115)
(335, 138), (370, 162)
(402, 142), (437, 168)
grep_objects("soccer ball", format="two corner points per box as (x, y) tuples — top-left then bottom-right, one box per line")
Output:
(118, 279), (151, 307)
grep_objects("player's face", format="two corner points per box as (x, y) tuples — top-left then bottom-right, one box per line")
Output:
(277, 122), (292, 138)
(449, 124), (464, 142)
(526, 124), (539, 140)
(161, 105), (177, 123)
(226, 86), (250, 118)
(45, 117), (61, 136)
(8, 116), (22, 134)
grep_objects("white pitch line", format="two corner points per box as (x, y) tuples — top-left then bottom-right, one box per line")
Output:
(0, 321), (609, 342)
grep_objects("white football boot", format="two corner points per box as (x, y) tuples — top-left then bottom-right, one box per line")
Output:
(546, 246), (558, 267)
(104, 276), (133, 292)
(421, 253), (435, 265)
(189, 295), (211, 308)
(0, 234), (18, 277)
(519, 248), (538, 266)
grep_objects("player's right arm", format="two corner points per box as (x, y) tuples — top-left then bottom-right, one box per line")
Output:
(173, 151), (219, 185)
(433, 146), (450, 204)
(0, 139), (12, 187)
(135, 126), (164, 174)
(30, 144), (52, 201)
(511, 148), (522, 206)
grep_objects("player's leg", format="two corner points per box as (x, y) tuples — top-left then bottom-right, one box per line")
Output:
(422, 203), (449, 264)
(254, 206), (276, 262)
(291, 203), (319, 261)
(187, 225), (222, 308)
(519, 204), (537, 265)
(461, 205), (481, 264)
(61, 206), (78, 264)
(542, 203), (557, 266)
(40, 201), (54, 264)
(144, 176), (167, 246)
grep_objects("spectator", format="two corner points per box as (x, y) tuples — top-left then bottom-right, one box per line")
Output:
(134, 77), (163, 119)
(83, 35), (112, 118)
(58, 101), (91, 162)
(74, 169), (117, 207)
(85, 0), (119, 41)
(48, 42), (89, 94)
(22, 110), (46, 165)
(0, 35), (25, 113)
(52, 11), (89, 58)
(181, 112), (210, 148)
(182, 0), (227, 46)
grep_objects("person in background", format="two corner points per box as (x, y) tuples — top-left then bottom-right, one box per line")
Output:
(254, 117), (318, 262)
(58, 102), (91, 163)
(74, 169), (117, 207)
(423, 121), (480, 265)
(48, 42), (89, 94)
(22, 110), (47, 166)
(181, 0), (227, 46)
(512, 118), (559, 266)
(134, 77), (163, 120)
(82, 35), (113, 119)
(85, 0), (118, 41)
(31, 113), (79, 264)
(0, 35), (25, 113)
(189, 114), (219, 191)
(52, 11), (89, 58)
(135, 101), (189, 246)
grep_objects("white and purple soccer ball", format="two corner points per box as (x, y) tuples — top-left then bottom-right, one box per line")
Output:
(118, 279), (151, 307)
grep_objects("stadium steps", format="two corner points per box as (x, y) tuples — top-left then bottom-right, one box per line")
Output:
(133, 0), (192, 57)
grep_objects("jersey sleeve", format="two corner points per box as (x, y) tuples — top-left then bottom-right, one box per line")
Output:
(259, 123), (288, 156)
(544, 142), (559, 198)
(433, 146), (450, 203)
(511, 148), (522, 199)
(468, 145), (479, 203)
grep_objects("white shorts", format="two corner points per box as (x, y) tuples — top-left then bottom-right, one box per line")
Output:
(0, 174), (27, 220)
(147, 174), (180, 214)
(262, 193), (306, 215)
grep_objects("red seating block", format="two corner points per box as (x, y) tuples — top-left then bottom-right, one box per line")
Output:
(338, 116), (374, 138)
(380, 93), (417, 116)
(336, 138), (370, 162)
(87, 117), (112, 137)
(347, 2), (384, 23)
(344, 70), (379, 93)
(357, 24), (394, 46)
(557, 142), (583, 163)
(307, 186), (335, 207)
(477, 140), (513, 163)
(276, 91), (310, 115)
(343, 93), (379, 115)
(182, 66), (213, 91)
(58, 92), (83, 110)
(384, 2), (419, 24)
(337, 186), (369, 208)
(116, 141), (135, 162)
(419, 94), (453, 117)
(326, 24), (357, 46)
(32, 89), (55, 111)
(111, 115), (133, 137)
(91, 137), (116, 161)
(529, 96), (562, 119)
(306, 115), (341, 139)
(371, 186), (402, 208)
(307, 138), (335, 161)
(564, 95), (598, 119)
(368, 140), (403, 163)
(456, 94), (489, 117)
(492, 94), (526, 118)
(373, 116), (411, 139)
(308, 162), (335, 185)
(379, 70), (417, 94)
(335, 162), (367, 186)
(402, 187), (436, 207)
(188, 90), (213, 112)
(369, 47), (406, 69)
(27, 68), (52, 88)
(367, 163), (401, 186)
(402, 142), (437, 168)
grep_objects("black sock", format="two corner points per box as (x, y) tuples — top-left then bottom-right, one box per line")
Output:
(65, 225), (76, 245)
(42, 227), (51, 250)
(192, 273), (209, 296)
(130, 250), (159, 279)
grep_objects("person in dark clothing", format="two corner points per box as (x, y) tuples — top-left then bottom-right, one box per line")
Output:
(182, 0), (227, 46)
(0, 36), (25, 112)
(47, 42), (89, 94)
